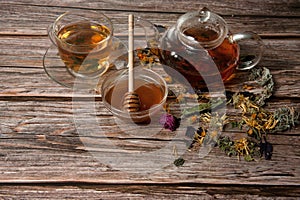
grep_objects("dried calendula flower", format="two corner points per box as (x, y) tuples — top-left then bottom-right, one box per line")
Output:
(195, 127), (206, 144)
(232, 93), (259, 113)
(186, 126), (216, 151)
(233, 92), (299, 136)
(234, 138), (254, 161)
(217, 136), (260, 162)
(189, 115), (198, 124)
(136, 47), (160, 68)
(164, 76), (173, 84)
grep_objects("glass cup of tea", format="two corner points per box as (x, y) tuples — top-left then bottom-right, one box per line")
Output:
(48, 11), (114, 78)
(101, 67), (168, 124)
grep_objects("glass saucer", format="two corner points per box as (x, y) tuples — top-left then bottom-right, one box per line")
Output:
(43, 37), (128, 89)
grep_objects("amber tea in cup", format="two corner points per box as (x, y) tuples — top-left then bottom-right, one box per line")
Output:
(48, 11), (113, 78)
(102, 67), (168, 124)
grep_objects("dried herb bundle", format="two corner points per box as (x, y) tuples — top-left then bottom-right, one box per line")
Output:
(246, 67), (274, 106)
(136, 46), (299, 163)
(232, 93), (299, 139)
(272, 107), (299, 133)
(218, 136), (260, 161)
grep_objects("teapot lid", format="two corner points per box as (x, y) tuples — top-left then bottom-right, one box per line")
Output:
(176, 8), (228, 49)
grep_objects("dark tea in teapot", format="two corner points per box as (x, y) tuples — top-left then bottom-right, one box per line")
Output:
(160, 26), (239, 89)
(157, 9), (263, 90)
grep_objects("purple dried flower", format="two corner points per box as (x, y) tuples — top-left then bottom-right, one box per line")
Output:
(159, 113), (180, 131)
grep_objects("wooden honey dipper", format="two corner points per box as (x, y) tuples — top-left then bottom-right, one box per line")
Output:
(122, 14), (141, 112)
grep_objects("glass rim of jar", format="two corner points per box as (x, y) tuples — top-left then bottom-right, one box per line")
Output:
(50, 10), (114, 48)
(176, 10), (229, 49)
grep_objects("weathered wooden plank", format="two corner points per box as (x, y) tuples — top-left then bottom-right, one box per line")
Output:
(0, 132), (299, 185)
(1, 37), (299, 69)
(0, 184), (299, 199)
(2, 0), (299, 16)
(0, 0), (299, 198)
(0, 4), (299, 35)
(0, 36), (299, 97)
(1, 100), (299, 136)
(0, 66), (299, 98)
(0, 99), (299, 186)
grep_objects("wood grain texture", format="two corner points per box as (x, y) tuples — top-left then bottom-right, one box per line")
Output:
(0, 100), (299, 186)
(2, 0), (300, 16)
(0, 184), (299, 199)
(0, 38), (299, 97)
(0, 4), (299, 35)
(0, 0), (299, 198)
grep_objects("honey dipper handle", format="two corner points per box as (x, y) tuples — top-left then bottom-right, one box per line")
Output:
(128, 14), (134, 92)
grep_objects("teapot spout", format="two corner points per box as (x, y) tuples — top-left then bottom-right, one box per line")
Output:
(136, 17), (160, 48)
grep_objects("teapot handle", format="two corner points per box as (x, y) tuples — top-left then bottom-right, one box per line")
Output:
(231, 31), (264, 70)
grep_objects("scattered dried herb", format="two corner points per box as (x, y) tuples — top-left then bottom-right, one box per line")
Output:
(189, 127), (207, 150)
(137, 47), (160, 67)
(174, 157), (185, 167)
(137, 47), (298, 162)
(272, 107), (299, 133)
(232, 93), (299, 140)
(218, 136), (260, 161)
(159, 113), (180, 131)
(181, 97), (225, 117)
(247, 67), (274, 106)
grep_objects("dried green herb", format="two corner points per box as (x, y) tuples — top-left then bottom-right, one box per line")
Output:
(217, 136), (236, 156)
(247, 67), (274, 106)
(174, 157), (185, 167)
(136, 47), (297, 162)
(217, 136), (260, 162)
(232, 93), (299, 140)
(272, 107), (299, 133)
(181, 97), (225, 117)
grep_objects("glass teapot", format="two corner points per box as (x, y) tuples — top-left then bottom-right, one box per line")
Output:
(139, 8), (264, 90)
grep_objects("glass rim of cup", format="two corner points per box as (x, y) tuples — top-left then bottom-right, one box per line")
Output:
(49, 10), (114, 48)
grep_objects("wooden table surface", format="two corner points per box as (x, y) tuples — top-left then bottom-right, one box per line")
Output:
(1, 0), (299, 199)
